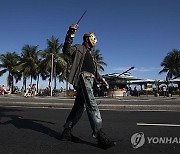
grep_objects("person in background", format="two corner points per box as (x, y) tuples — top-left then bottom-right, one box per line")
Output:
(1, 85), (6, 96)
(162, 86), (167, 97)
(168, 86), (173, 97)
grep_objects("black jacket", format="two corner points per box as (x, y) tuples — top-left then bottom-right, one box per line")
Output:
(62, 31), (103, 87)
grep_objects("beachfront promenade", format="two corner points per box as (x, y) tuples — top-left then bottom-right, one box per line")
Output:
(0, 94), (180, 111)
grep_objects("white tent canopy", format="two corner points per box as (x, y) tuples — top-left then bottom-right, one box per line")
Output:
(103, 73), (141, 81)
(127, 79), (155, 84)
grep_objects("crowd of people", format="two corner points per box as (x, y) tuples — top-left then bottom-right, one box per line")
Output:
(0, 84), (35, 97)
(24, 84), (37, 97)
(93, 84), (179, 98)
(0, 83), (179, 98)
(154, 85), (176, 97)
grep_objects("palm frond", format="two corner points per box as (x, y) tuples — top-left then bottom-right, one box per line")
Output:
(159, 49), (180, 79)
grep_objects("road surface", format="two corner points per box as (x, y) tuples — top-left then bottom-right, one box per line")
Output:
(1, 106), (180, 154)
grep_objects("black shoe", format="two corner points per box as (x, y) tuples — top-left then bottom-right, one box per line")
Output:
(61, 128), (82, 143)
(97, 130), (116, 149)
(61, 128), (72, 141)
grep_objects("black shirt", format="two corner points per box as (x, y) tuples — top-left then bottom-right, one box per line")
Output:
(81, 50), (95, 74)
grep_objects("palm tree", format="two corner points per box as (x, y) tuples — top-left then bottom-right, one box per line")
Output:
(58, 53), (72, 93)
(0, 52), (21, 93)
(159, 49), (180, 89)
(34, 57), (43, 93)
(91, 49), (107, 71)
(40, 36), (63, 89)
(18, 44), (39, 90)
(39, 49), (52, 87)
(159, 49), (180, 80)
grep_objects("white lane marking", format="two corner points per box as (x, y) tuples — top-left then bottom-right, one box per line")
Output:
(137, 123), (180, 127)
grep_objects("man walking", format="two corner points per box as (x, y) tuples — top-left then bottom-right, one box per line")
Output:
(61, 23), (116, 149)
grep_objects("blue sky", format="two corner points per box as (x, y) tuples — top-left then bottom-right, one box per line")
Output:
(0, 0), (180, 88)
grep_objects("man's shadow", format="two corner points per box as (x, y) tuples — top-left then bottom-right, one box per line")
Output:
(0, 114), (60, 140)
(0, 114), (97, 147)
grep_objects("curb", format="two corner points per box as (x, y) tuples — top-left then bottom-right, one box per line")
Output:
(98, 104), (180, 111)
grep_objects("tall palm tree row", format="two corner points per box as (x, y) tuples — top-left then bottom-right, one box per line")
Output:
(0, 36), (107, 94)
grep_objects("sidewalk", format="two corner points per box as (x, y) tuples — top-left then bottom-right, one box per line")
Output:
(0, 94), (180, 111)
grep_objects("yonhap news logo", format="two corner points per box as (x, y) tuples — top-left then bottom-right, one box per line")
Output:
(131, 132), (145, 148)
(131, 132), (180, 149)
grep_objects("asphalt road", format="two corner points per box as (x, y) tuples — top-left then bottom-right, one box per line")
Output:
(0, 106), (180, 154)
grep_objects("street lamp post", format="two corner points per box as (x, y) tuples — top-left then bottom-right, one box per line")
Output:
(50, 53), (54, 97)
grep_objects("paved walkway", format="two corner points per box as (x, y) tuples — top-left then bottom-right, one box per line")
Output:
(0, 94), (180, 111)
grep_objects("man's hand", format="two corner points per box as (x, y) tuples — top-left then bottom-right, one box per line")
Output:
(102, 78), (109, 89)
(68, 24), (79, 38)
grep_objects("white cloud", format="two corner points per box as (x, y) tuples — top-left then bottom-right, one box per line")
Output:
(134, 67), (161, 72)
(113, 67), (161, 72)
(113, 67), (130, 71)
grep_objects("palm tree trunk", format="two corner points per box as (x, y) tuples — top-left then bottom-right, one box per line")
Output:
(8, 72), (13, 94)
(7, 72), (11, 87)
(24, 78), (27, 92)
(65, 80), (69, 97)
(8, 74), (14, 94)
(23, 75), (27, 91)
(65, 69), (69, 96)
(54, 77), (56, 89)
(48, 78), (51, 88)
(11, 76), (14, 94)
(36, 75), (39, 93)
(30, 76), (33, 85)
